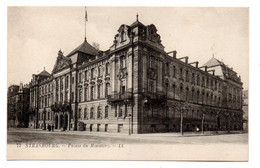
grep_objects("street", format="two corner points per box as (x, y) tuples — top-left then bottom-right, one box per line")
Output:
(7, 128), (248, 145)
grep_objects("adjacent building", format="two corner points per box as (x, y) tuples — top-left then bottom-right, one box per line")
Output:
(7, 83), (30, 128)
(28, 17), (244, 134)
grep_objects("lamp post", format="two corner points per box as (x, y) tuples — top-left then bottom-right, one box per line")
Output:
(128, 114), (131, 135)
(43, 107), (46, 130)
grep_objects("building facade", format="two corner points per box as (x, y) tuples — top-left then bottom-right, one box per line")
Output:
(7, 83), (30, 128)
(29, 18), (244, 134)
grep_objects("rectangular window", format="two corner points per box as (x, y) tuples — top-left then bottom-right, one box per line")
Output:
(185, 70), (189, 82)
(180, 68), (183, 80)
(192, 73), (195, 84)
(84, 88), (88, 101)
(91, 86), (94, 100)
(79, 72), (82, 83)
(173, 66), (176, 78)
(97, 85), (101, 99)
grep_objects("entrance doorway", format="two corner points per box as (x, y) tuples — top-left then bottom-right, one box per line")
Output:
(118, 124), (123, 133)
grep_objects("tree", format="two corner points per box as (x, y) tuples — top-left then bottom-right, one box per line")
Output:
(173, 101), (193, 135)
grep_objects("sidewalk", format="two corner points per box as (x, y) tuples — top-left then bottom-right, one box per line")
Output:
(8, 127), (246, 143)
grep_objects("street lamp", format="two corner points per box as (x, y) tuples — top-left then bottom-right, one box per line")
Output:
(43, 107), (46, 130)
(128, 114), (131, 135)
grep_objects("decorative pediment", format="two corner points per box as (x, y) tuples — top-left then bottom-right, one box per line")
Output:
(52, 50), (72, 73)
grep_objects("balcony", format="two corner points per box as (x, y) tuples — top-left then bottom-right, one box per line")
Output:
(107, 92), (132, 103)
(143, 91), (167, 105)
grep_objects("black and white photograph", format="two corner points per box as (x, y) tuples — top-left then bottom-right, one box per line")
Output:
(6, 6), (249, 161)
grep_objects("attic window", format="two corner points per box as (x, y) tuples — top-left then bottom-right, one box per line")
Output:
(121, 31), (126, 42)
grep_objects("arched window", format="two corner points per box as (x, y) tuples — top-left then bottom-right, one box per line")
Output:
(90, 107), (94, 119)
(121, 31), (126, 42)
(97, 106), (102, 119)
(105, 106), (109, 118)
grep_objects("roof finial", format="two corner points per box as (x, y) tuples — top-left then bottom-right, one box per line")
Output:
(44, 67), (45, 71)
(84, 7), (88, 42)
(136, 13), (139, 21)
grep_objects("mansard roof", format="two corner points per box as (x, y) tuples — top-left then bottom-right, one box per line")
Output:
(67, 39), (99, 57)
(38, 69), (51, 77)
(203, 57), (222, 67)
(130, 20), (145, 28)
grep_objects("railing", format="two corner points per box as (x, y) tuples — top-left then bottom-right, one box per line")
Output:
(107, 92), (132, 103)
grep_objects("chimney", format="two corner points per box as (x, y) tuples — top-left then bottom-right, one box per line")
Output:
(173, 50), (177, 58)
(185, 57), (189, 64)
(196, 62), (199, 68)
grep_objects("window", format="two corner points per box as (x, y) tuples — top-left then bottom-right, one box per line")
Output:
(180, 85), (183, 100)
(65, 91), (68, 102)
(185, 70), (189, 82)
(90, 86), (94, 100)
(215, 81), (218, 90)
(65, 76), (69, 89)
(121, 31), (126, 42)
(165, 63), (169, 75)
(79, 89), (82, 102)
(115, 105), (117, 117)
(98, 66), (101, 77)
(206, 78), (209, 88)
(90, 107), (94, 119)
(192, 73), (195, 84)
(202, 77), (205, 87)
(105, 63), (110, 74)
(97, 106), (102, 119)
(197, 74), (200, 86)
(105, 83), (110, 98)
(121, 86), (125, 95)
(186, 87), (189, 101)
(197, 90), (200, 103)
(61, 78), (63, 90)
(78, 108), (81, 119)
(180, 68), (183, 80)
(60, 93), (63, 103)
(84, 108), (87, 119)
(97, 85), (101, 99)
(71, 92), (74, 102)
(105, 106), (109, 118)
(79, 72), (82, 83)
(84, 87), (88, 101)
(172, 84), (176, 99)
(173, 65), (176, 78)
(91, 68), (95, 79)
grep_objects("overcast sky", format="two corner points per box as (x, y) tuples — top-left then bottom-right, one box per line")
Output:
(7, 7), (249, 89)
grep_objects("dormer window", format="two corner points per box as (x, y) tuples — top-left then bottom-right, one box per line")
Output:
(121, 31), (126, 42)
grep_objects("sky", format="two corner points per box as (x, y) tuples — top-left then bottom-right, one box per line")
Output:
(7, 7), (249, 89)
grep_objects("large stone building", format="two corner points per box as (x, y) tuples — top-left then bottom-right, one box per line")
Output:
(29, 17), (244, 134)
(7, 83), (30, 128)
